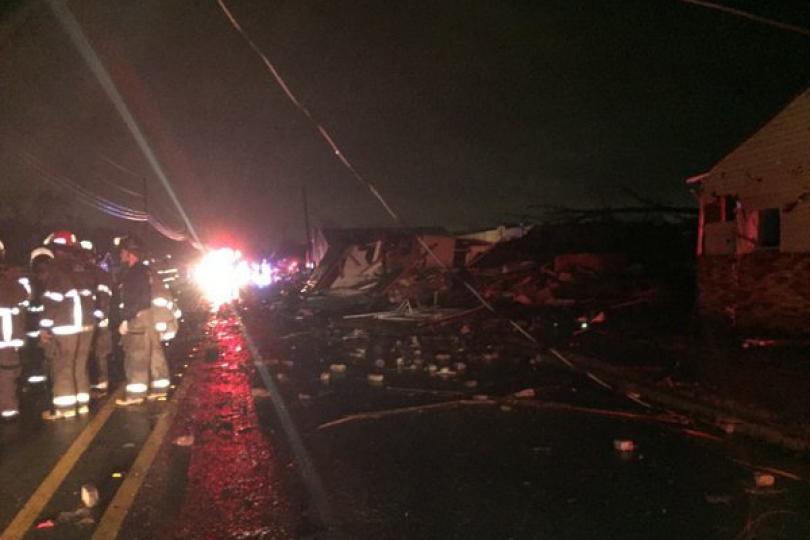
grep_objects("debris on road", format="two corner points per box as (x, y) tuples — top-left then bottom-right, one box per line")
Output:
(174, 434), (195, 447)
(613, 439), (636, 453)
(81, 484), (99, 508)
(251, 387), (271, 398)
(754, 472), (776, 489)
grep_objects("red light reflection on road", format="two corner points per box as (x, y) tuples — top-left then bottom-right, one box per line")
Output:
(173, 316), (295, 539)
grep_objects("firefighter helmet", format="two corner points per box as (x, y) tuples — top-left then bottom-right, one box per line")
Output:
(30, 246), (54, 263)
(43, 230), (78, 248)
(118, 235), (144, 256)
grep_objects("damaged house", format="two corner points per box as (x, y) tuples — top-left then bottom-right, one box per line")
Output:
(304, 227), (469, 303)
(690, 87), (810, 334)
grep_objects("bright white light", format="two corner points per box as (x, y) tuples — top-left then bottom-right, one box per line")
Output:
(250, 259), (274, 288)
(28, 375), (47, 384)
(193, 247), (250, 308)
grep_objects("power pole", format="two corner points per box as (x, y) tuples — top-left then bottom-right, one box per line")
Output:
(142, 177), (149, 243)
(302, 184), (313, 265)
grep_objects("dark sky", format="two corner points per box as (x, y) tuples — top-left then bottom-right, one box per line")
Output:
(1, 0), (809, 250)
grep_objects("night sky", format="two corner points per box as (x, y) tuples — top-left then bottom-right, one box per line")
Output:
(1, 0), (809, 250)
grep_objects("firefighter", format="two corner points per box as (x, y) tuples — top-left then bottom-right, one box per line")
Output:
(27, 247), (54, 384)
(116, 236), (171, 405)
(148, 259), (179, 398)
(79, 240), (113, 397)
(39, 230), (94, 420)
(0, 238), (30, 421)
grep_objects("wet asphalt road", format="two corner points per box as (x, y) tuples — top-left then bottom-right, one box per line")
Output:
(2, 299), (810, 539)
(240, 297), (810, 539)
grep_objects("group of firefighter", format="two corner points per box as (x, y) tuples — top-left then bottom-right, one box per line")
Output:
(0, 230), (180, 422)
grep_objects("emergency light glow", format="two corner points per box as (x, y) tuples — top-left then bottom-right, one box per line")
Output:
(250, 260), (274, 288)
(194, 249), (278, 308)
(193, 248), (250, 308)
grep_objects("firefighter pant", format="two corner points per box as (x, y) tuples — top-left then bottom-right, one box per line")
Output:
(92, 327), (112, 389)
(122, 309), (170, 399)
(44, 331), (93, 411)
(0, 349), (21, 416)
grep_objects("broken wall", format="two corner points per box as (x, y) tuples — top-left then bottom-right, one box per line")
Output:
(698, 252), (810, 335)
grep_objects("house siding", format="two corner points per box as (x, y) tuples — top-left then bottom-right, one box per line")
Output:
(696, 88), (810, 335)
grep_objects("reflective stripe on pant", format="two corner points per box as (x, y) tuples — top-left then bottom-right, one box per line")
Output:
(45, 331), (93, 410)
(92, 326), (112, 388)
(122, 309), (169, 398)
(122, 321), (149, 399)
(148, 310), (170, 392)
(0, 349), (21, 414)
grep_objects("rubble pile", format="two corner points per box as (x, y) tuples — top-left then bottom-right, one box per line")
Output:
(246, 221), (695, 412)
(288, 222), (689, 336)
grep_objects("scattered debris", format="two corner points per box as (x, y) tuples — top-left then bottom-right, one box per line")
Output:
(81, 484), (100, 508)
(436, 367), (455, 378)
(329, 363), (347, 374)
(613, 439), (636, 453)
(251, 387), (271, 398)
(316, 399), (495, 430)
(174, 434), (195, 447)
(754, 472), (776, 489)
(741, 338), (777, 349)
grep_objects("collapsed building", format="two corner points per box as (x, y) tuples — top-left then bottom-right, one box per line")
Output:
(298, 219), (692, 326)
(304, 227), (476, 308)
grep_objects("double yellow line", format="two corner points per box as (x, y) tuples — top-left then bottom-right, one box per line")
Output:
(1, 388), (122, 540)
(0, 376), (189, 540)
(92, 378), (190, 539)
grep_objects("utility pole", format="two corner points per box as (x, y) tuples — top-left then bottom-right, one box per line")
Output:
(142, 177), (149, 242)
(302, 184), (313, 265)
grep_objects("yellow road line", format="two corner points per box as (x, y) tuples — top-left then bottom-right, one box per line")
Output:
(92, 375), (192, 540)
(1, 387), (124, 540)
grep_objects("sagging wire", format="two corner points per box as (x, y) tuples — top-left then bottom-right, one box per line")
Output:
(11, 147), (192, 242)
(681, 0), (810, 37)
(12, 149), (148, 220)
(48, 0), (203, 250)
(91, 172), (144, 200)
(215, 1), (689, 443)
(216, 0), (538, 344)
